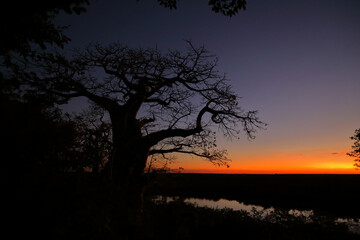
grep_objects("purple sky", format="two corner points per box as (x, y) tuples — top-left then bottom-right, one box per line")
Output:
(55, 0), (360, 172)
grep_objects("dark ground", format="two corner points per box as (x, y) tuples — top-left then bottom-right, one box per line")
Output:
(146, 173), (360, 219)
(3, 172), (360, 239)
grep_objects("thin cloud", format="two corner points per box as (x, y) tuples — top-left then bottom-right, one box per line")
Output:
(330, 151), (347, 155)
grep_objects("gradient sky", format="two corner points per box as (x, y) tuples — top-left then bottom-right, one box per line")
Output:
(55, 0), (360, 174)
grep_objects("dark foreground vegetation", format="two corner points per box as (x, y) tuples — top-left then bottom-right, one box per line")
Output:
(3, 172), (360, 240)
(148, 173), (360, 219)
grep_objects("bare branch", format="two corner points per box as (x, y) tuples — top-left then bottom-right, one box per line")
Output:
(17, 41), (264, 175)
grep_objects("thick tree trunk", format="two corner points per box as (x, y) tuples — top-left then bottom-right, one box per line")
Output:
(103, 97), (153, 188)
(108, 134), (149, 221)
(108, 110), (149, 186)
(111, 140), (149, 185)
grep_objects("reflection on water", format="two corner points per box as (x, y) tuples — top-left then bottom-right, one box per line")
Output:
(154, 196), (312, 218)
(187, 198), (268, 213)
(153, 196), (360, 234)
(336, 218), (360, 234)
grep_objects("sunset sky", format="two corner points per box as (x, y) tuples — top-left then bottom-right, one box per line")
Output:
(55, 0), (360, 174)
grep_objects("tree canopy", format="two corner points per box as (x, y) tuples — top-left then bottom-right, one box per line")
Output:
(1, 0), (251, 183)
(17, 41), (263, 182)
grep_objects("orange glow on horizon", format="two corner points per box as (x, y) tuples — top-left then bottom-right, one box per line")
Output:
(178, 168), (358, 174)
(168, 151), (358, 174)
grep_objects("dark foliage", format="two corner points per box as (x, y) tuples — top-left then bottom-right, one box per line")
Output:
(348, 129), (360, 170)
(0, 96), (114, 239)
(0, 94), (112, 180)
(0, 95), (76, 175)
(0, 0), (89, 56)
(1, 0), (245, 57)
(156, 0), (246, 17)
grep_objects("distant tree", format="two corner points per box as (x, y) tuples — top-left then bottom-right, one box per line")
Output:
(155, 0), (246, 17)
(348, 129), (360, 170)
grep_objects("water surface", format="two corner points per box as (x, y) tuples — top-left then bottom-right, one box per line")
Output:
(153, 195), (360, 234)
